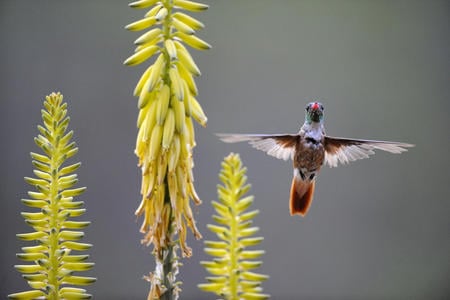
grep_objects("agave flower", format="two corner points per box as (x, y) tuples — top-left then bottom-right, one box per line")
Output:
(125, 0), (209, 298)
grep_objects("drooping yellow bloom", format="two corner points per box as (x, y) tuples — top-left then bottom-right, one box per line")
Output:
(125, 0), (209, 259)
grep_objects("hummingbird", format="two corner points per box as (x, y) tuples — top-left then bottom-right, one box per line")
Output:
(217, 102), (414, 217)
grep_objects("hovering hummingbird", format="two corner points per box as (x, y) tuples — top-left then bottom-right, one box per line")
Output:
(217, 102), (414, 217)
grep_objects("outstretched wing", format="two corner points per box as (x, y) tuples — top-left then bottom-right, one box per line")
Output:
(324, 136), (414, 168)
(217, 133), (298, 161)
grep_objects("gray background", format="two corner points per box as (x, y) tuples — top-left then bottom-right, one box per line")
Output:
(1, 1), (449, 299)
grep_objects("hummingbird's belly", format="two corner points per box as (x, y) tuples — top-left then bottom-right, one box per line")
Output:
(293, 141), (325, 180)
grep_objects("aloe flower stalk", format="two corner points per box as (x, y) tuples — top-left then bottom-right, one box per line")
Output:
(124, 0), (210, 298)
(8, 92), (95, 300)
(199, 153), (270, 300)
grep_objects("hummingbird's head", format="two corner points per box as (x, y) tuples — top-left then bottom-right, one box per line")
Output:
(305, 102), (324, 123)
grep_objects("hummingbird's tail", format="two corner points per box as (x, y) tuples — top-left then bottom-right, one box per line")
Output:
(290, 177), (315, 216)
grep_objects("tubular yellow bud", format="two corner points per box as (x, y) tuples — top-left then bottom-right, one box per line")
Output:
(134, 65), (152, 96)
(178, 62), (198, 95)
(189, 96), (207, 126)
(169, 67), (184, 100)
(185, 116), (196, 147)
(144, 3), (163, 17)
(156, 85), (171, 125)
(183, 83), (192, 116)
(134, 28), (162, 45)
(144, 163), (157, 198)
(188, 179), (202, 205)
(172, 96), (186, 133)
(143, 100), (158, 141)
(147, 53), (165, 92)
(129, 0), (159, 9)
(167, 172), (178, 208)
(138, 79), (156, 109)
(176, 165), (187, 199)
(172, 18), (195, 35)
(174, 41), (201, 76)
(173, 12), (204, 30)
(162, 109), (175, 150)
(174, 0), (208, 12)
(175, 32), (211, 50)
(126, 16), (157, 31)
(164, 39), (177, 61)
(156, 154), (168, 185)
(155, 7), (168, 22)
(137, 99), (151, 128)
(168, 134), (181, 172)
(148, 124), (163, 161)
(124, 45), (159, 66)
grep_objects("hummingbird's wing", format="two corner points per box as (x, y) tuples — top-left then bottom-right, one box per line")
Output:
(324, 136), (414, 168)
(217, 133), (298, 161)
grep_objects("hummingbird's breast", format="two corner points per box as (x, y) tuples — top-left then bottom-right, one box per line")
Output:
(293, 136), (325, 181)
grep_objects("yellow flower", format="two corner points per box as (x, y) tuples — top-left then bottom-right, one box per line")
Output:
(126, 2), (209, 298)
(126, 0), (209, 259)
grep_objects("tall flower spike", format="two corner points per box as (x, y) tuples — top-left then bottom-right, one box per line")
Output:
(199, 153), (270, 300)
(8, 92), (95, 300)
(125, 0), (209, 298)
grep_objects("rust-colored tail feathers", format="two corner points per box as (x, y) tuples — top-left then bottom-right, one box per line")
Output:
(290, 177), (315, 216)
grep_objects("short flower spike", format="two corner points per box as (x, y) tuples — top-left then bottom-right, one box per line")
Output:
(199, 153), (270, 300)
(9, 92), (95, 300)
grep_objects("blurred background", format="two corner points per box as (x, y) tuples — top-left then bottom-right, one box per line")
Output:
(1, 1), (449, 299)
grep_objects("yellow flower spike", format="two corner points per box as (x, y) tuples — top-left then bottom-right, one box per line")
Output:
(134, 28), (162, 46)
(169, 67), (184, 100)
(172, 96), (186, 133)
(164, 39), (177, 61)
(189, 95), (207, 126)
(199, 154), (269, 299)
(172, 18), (195, 35)
(162, 109), (175, 150)
(155, 85), (170, 125)
(126, 0), (209, 298)
(172, 12), (205, 30)
(174, 0), (208, 12)
(9, 93), (95, 299)
(124, 44), (160, 66)
(175, 31), (211, 50)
